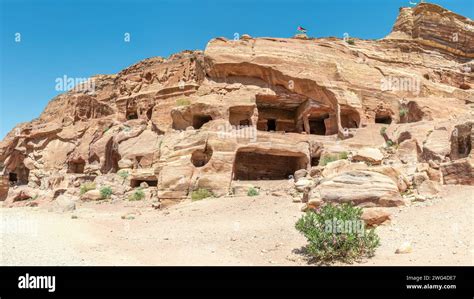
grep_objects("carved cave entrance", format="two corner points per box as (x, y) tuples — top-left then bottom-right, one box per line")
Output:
(375, 112), (392, 124)
(257, 108), (297, 132)
(451, 125), (472, 160)
(8, 165), (29, 186)
(68, 158), (86, 174)
(191, 146), (213, 167)
(130, 178), (158, 188)
(233, 149), (307, 180)
(193, 115), (212, 129)
(308, 115), (328, 135)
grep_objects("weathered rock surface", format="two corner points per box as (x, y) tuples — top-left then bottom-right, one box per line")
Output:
(352, 148), (384, 165)
(0, 3), (472, 206)
(81, 190), (102, 201)
(441, 158), (474, 185)
(361, 208), (392, 227)
(316, 171), (406, 207)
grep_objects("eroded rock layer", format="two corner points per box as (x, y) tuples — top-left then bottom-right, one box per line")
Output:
(0, 3), (472, 207)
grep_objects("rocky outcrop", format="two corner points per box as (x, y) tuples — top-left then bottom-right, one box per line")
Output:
(0, 175), (8, 201)
(387, 3), (474, 58)
(441, 158), (474, 185)
(314, 171), (406, 207)
(0, 3), (472, 206)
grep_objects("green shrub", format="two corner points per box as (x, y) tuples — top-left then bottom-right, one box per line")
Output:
(118, 170), (129, 180)
(117, 170), (129, 185)
(247, 187), (259, 197)
(295, 203), (380, 263)
(176, 98), (191, 106)
(191, 188), (213, 201)
(80, 182), (96, 195)
(386, 140), (394, 147)
(399, 108), (408, 117)
(346, 39), (355, 45)
(339, 151), (348, 160)
(380, 127), (387, 135)
(100, 186), (113, 199)
(319, 152), (349, 166)
(128, 188), (145, 201)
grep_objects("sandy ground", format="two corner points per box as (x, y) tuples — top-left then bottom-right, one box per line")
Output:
(0, 185), (472, 266)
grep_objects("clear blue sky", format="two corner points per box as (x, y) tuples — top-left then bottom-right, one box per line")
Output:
(0, 0), (472, 139)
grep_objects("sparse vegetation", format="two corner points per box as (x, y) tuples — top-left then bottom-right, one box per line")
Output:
(399, 108), (409, 117)
(128, 188), (145, 201)
(346, 39), (355, 45)
(247, 187), (259, 197)
(100, 186), (113, 199)
(117, 170), (129, 184)
(386, 140), (394, 147)
(319, 151), (349, 166)
(295, 203), (380, 264)
(80, 182), (96, 195)
(380, 127), (387, 135)
(176, 98), (191, 106)
(191, 188), (214, 201)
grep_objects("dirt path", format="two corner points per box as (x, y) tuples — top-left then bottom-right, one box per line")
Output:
(1, 185), (472, 266)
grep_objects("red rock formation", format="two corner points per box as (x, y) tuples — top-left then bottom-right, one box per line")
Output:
(0, 3), (472, 205)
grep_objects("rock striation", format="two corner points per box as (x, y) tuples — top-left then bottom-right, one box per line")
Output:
(0, 3), (472, 207)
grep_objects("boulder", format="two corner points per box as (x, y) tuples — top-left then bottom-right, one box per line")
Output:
(322, 160), (366, 178)
(361, 208), (392, 227)
(53, 194), (77, 212)
(11, 189), (36, 202)
(309, 166), (324, 177)
(295, 178), (313, 192)
(316, 171), (406, 207)
(352, 148), (384, 165)
(440, 158), (474, 185)
(307, 198), (323, 210)
(416, 180), (441, 197)
(293, 169), (308, 181)
(413, 172), (429, 187)
(81, 189), (102, 201)
(422, 128), (451, 161)
(397, 139), (421, 165)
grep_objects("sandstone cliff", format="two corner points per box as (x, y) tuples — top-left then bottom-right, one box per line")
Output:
(0, 3), (472, 206)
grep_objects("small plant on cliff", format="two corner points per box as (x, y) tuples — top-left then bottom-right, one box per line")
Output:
(80, 182), (96, 195)
(191, 188), (213, 201)
(380, 127), (387, 135)
(247, 187), (259, 197)
(295, 203), (380, 264)
(399, 107), (409, 118)
(100, 186), (113, 199)
(176, 98), (191, 106)
(346, 39), (355, 45)
(386, 140), (394, 147)
(319, 152), (349, 166)
(117, 170), (129, 183)
(128, 188), (145, 201)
